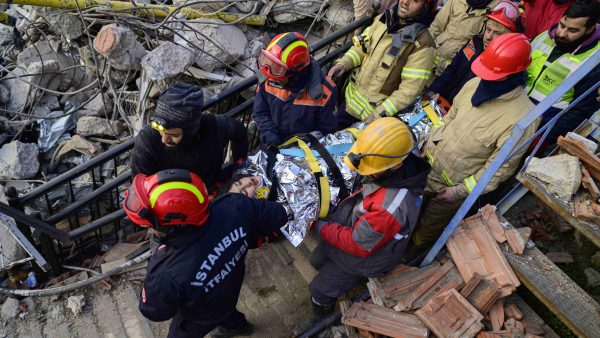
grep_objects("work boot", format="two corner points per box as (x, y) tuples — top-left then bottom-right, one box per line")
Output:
(311, 297), (335, 318)
(212, 322), (254, 338)
(292, 298), (335, 336)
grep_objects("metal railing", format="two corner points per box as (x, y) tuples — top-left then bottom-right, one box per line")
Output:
(421, 48), (600, 266)
(1, 17), (371, 273)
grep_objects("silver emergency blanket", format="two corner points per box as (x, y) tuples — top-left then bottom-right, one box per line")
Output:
(245, 127), (363, 247)
(245, 100), (443, 247)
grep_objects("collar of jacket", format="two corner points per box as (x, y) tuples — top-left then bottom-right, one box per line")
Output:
(548, 23), (600, 54)
(161, 225), (208, 249)
(470, 74), (526, 107)
(264, 59), (325, 100)
(361, 154), (431, 196)
(381, 3), (428, 33)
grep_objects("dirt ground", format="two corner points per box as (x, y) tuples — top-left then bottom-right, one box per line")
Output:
(0, 244), (312, 338)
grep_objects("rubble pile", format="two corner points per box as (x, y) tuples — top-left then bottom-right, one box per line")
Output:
(340, 205), (554, 338)
(0, 0), (361, 268)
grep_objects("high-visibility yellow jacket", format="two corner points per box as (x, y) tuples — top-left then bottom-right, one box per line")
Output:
(428, 0), (498, 75)
(336, 13), (435, 120)
(424, 77), (539, 199)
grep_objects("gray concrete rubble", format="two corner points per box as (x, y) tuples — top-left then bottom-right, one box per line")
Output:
(176, 19), (248, 71)
(0, 185), (27, 267)
(35, 7), (84, 41)
(82, 92), (114, 116)
(0, 141), (40, 179)
(273, 0), (324, 23)
(66, 295), (86, 317)
(525, 154), (582, 201)
(141, 41), (196, 81)
(76, 116), (124, 137)
(0, 23), (13, 45)
(0, 298), (20, 320)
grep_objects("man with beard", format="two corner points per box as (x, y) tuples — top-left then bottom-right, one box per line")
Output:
(525, 0), (600, 144)
(428, 0), (520, 104)
(521, 0), (574, 40)
(130, 82), (248, 192)
(252, 32), (338, 147)
(328, 0), (435, 128)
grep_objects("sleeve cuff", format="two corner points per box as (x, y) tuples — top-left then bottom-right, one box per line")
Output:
(453, 184), (468, 200)
(314, 220), (328, 233)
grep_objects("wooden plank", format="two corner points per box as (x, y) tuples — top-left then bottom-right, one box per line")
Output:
(498, 216), (600, 338)
(518, 173), (600, 248)
(282, 240), (317, 283)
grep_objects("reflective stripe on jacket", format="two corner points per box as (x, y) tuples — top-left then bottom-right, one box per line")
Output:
(337, 14), (435, 120)
(428, 0), (498, 74)
(525, 31), (600, 109)
(424, 77), (539, 199)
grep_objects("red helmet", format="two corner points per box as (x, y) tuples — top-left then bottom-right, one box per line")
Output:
(258, 32), (310, 81)
(471, 33), (531, 81)
(123, 169), (209, 228)
(486, 1), (520, 32)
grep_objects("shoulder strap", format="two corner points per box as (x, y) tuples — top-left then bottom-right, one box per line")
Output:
(302, 134), (350, 201)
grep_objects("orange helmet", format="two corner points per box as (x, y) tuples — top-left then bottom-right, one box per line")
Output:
(258, 32), (310, 81)
(123, 169), (209, 228)
(486, 1), (520, 32)
(471, 33), (531, 81)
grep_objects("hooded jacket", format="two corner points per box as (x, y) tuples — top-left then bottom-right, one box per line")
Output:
(252, 60), (338, 146)
(130, 114), (248, 189)
(138, 193), (287, 330)
(429, 35), (484, 103)
(526, 24), (600, 143)
(315, 154), (430, 276)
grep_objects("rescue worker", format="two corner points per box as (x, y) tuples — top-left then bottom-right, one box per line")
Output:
(428, 1), (519, 103)
(123, 169), (288, 337)
(328, 0), (436, 128)
(308, 118), (431, 314)
(521, 0), (574, 40)
(428, 0), (500, 77)
(252, 32), (338, 146)
(411, 33), (540, 252)
(130, 82), (248, 191)
(525, 0), (600, 145)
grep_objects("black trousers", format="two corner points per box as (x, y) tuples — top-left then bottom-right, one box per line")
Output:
(167, 309), (248, 338)
(307, 242), (361, 306)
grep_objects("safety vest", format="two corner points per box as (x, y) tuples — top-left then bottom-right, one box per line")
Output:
(525, 32), (600, 109)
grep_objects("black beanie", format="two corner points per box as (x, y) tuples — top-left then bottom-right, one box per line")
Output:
(155, 82), (204, 130)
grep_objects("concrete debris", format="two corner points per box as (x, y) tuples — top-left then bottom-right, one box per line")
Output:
(245, 36), (266, 59)
(173, 0), (230, 14)
(0, 141), (40, 179)
(176, 19), (248, 71)
(93, 24), (147, 71)
(37, 7), (84, 41)
(525, 154), (582, 201)
(584, 268), (600, 287)
(325, 3), (355, 30)
(273, 0), (323, 23)
(141, 41), (195, 81)
(0, 298), (19, 320)
(0, 186), (26, 268)
(82, 92), (114, 116)
(0, 23), (13, 45)
(33, 95), (61, 117)
(1, 66), (30, 112)
(76, 116), (124, 138)
(66, 295), (86, 316)
(0, 83), (9, 104)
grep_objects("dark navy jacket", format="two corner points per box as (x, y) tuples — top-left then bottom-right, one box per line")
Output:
(130, 114), (248, 189)
(252, 62), (338, 146)
(138, 193), (287, 326)
(429, 36), (484, 103)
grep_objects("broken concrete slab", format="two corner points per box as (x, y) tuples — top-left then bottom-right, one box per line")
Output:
(1, 297), (19, 320)
(584, 267), (600, 287)
(416, 288), (484, 338)
(176, 19), (248, 71)
(0, 141), (40, 179)
(82, 92), (113, 116)
(525, 154), (582, 201)
(273, 0), (323, 23)
(76, 116), (124, 137)
(0, 187), (26, 266)
(0, 23), (13, 45)
(1, 66), (30, 112)
(342, 301), (429, 338)
(37, 7), (84, 41)
(325, 2), (355, 30)
(93, 24), (147, 71)
(141, 41), (195, 81)
(33, 95), (61, 117)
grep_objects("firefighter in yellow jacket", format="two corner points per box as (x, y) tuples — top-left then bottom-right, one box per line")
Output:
(329, 0), (436, 128)
(411, 33), (541, 252)
(429, 0), (500, 76)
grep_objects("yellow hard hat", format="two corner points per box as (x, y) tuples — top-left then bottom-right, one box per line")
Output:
(344, 117), (414, 176)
